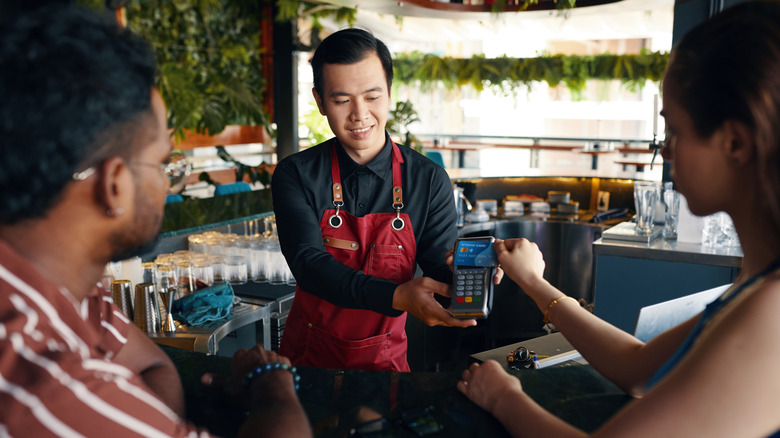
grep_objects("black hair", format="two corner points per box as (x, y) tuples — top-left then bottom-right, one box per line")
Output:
(665, 0), (780, 233)
(311, 28), (393, 97)
(0, 5), (157, 224)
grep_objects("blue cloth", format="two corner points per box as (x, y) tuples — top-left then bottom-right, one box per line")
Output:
(172, 282), (235, 326)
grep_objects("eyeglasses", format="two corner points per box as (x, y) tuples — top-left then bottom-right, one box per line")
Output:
(73, 150), (192, 194)
(128, 150), (192, 194)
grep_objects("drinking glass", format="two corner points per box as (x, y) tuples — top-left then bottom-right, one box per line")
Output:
(703, 212), (740, 248)
(633, 181), (659, 235)
(662, 182), (680, 240)
(205, 234), (225, 256)
(141, 262), (157, 285)
(175, 261), (196, 296)
(210, 255), (225, 283)
(192, 258), (214, 287)
(267, 238), (287, 285)
(224, 255), (248, 285)
(188, 234), (207, 253)
(250, 237), (269, 283)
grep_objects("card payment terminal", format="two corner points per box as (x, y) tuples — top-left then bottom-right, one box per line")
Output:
(451, 236), (497, 319)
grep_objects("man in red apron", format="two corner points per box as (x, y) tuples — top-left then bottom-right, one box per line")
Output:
(272, 29), (477, 372)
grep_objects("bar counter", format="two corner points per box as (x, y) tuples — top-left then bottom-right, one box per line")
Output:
(593, 235), (743, 267)
(164, 345), (630, 437)
(592, 235), (742, 332)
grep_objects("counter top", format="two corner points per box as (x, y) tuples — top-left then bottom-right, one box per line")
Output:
(164, 346), (630, 437)
(593, 236), (743, 268)
(151, 301), (272, 354)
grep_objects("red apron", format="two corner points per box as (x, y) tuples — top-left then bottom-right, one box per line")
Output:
(279, 141), (416, 371)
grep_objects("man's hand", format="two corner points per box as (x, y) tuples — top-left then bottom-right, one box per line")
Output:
(201, 345), (295, 403)
(392, 277), (477, 327)
(202, 346), (312, 438)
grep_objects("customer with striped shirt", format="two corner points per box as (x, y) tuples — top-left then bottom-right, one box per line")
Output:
(0, 5), (310, 437)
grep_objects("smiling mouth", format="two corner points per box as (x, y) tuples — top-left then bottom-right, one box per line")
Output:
(350, 126), (372, 134)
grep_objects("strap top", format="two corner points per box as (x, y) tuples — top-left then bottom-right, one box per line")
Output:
(647, 258), (780, 388)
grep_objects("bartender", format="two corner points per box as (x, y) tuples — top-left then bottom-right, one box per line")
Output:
(272, 28), (479, 372)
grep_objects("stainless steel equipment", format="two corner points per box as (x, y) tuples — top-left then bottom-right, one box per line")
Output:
(134, 282), (162, 334)
(453, 186), (472, 227)
(110, 280), (133, 320)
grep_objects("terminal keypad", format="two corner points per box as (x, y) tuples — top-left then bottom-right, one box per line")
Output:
(454, 268), (487, 304)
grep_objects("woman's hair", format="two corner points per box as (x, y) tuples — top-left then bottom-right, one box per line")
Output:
(665, 0), (780, 231)
(0, 5), (156, 224)
(311, 28), (393, 97)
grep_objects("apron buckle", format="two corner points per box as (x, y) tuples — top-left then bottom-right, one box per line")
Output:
(330, 202), (344, 228)
(391, 205), (405, 231)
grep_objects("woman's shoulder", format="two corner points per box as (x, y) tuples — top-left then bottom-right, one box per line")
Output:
(738, 275), (780, 324)
(710, 276), (780, 348)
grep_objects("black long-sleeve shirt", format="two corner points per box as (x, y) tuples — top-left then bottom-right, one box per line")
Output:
(271, 133), (458, 317)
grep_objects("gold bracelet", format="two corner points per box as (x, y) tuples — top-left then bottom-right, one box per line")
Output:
(543, 296), (578, 324)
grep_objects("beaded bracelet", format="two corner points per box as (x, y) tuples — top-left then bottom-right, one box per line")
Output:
(543, 296), (578, 324)
(242, 362), (301, 391)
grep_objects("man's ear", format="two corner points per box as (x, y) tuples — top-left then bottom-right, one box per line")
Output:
(722, 120), (755, 166)
(95, 156), (132, 217)
(312, 87), (326, 116)
(387, 87), (392, 110)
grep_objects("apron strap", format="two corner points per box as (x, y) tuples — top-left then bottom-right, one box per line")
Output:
(329, 139), (406, 230)
(329, 140), (344, 228)
(390, 141), (404, 210)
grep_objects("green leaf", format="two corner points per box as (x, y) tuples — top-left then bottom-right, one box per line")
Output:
(127, 0), (268, 136)
(393, 51), (669, 93)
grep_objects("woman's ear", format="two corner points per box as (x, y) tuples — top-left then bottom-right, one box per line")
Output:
(722, 120), (755, 166)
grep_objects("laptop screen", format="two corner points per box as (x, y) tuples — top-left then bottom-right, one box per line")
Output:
(633, 284), (730, 342)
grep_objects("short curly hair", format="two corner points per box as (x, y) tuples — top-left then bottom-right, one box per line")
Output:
(0, 5), (156, 224)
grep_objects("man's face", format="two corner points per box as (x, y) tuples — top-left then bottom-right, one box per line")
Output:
(109, 89), (172, 261)
(313, 52), (391, 162)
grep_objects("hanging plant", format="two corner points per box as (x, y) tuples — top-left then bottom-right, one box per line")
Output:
(491, 0), (579, 13)
(275, 0), (357, 28)
(393, 49), (668, 94)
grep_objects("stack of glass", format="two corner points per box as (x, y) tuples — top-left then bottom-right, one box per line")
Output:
(183, 215), (296, 287)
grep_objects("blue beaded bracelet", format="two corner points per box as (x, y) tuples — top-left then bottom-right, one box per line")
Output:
(242, 362), (301, 391)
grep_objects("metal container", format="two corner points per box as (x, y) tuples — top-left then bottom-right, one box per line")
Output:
(110, 280), (133, 320)
(547, 191), (571, 204)
(453, 186), (472, 227)
(134, 282), (161, 334)
(557, 201), (580, 214)
(503, 200), (525, 215)
(476, 199), (498, 215)
(529, 201), (550, 213)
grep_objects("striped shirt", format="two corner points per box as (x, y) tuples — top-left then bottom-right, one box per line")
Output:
(0, 240), (213, 437)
